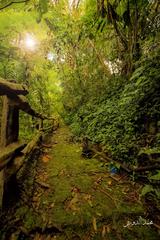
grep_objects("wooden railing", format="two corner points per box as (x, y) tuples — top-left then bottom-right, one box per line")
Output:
(0, 78), (53, 209)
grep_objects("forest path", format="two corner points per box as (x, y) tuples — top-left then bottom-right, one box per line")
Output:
(5, 125), (158, 240)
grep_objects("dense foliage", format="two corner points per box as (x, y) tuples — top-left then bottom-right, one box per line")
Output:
(0, 6), (61, 139)
(0, 0), (159, 162)
(0, 0), (160, 233)
(67, 50), (160, 163)
(0, 0), (159, 159)
(45, 0), (160, 166)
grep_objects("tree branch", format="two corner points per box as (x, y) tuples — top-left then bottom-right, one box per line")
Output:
(88, 39), (111, 76)
(0, 0), (29, 10)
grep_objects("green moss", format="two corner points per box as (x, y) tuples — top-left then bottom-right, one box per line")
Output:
(23, 210), (37, 230)
(5, 126), (158, 239)
(53, 179), (72, 203)
(43, 127), (151, 229)
(51, 205), (80, 226)
(73, 175), (93, 192)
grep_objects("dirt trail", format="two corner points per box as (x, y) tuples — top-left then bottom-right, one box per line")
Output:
(1, 125), (159, 240)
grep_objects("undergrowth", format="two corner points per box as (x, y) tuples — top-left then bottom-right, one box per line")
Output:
(64, 51), (160, 164)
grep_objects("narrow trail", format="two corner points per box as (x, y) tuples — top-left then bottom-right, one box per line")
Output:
(1, 125), (159, 239)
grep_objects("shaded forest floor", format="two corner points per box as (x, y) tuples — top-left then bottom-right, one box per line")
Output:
(0, 125), (159, 239)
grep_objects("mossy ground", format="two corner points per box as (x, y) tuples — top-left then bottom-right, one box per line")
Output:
(1, 125), (159, 239)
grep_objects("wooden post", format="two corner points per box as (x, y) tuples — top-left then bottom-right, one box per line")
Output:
(0, 96), (19, 209)
(1, 96), (19, 147)
(0, 171), (3, 209)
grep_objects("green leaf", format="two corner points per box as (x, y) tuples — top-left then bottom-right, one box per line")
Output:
(130, 66), (144, 81)
(116, 0), (127, 17)
(140, 185), (154, 197)
(155, 189), (160, 199)
(39, 0), (48, 14)
(115, 162), (121, 169)
(149, 171), (160, 181)
(109, 0), (116, 5)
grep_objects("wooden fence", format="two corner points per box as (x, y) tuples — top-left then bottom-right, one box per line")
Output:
(0, 78), (52, 209)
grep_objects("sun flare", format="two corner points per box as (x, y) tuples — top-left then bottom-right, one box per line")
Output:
(24, 34), (37, 51)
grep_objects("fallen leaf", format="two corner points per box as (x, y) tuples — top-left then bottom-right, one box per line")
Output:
(96, 177), (102, 184)
(96, 212), (102, 217)
(88, 199), (93, 207)
(66, 193), (80, 211)
(84, 194), (91, 201)
(108, 180), (112, 186)
(42, 144), (52, 148)
(106, 225), (111, 233)
(92, 217), (97, 232)
(71, 187), (81, 193)
(42, 154), (51, 163)
(75, 149), (80, 152)
(50, 203), (55, 208)
(59, 169), (66, 176)
(102, 225), (106, 237)
(83, 194), (93, 207)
